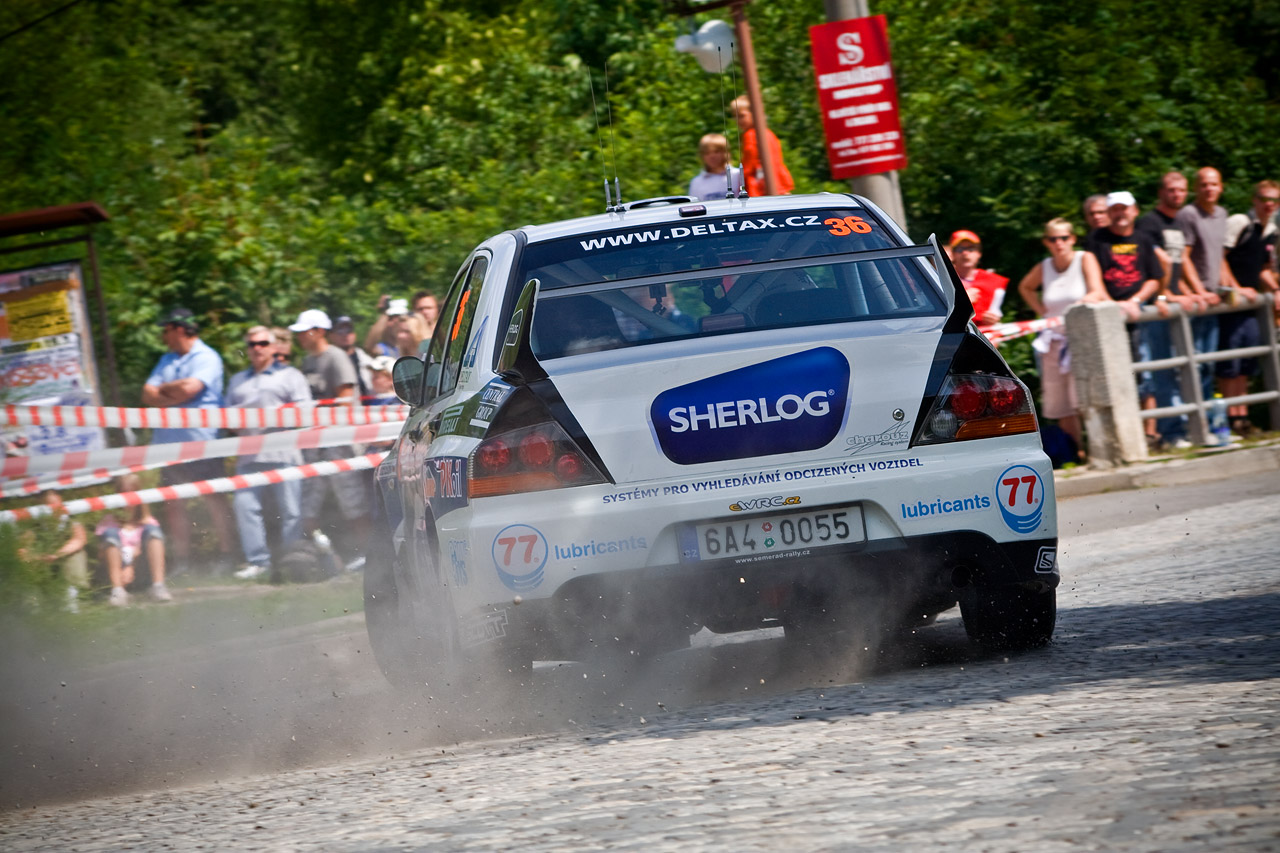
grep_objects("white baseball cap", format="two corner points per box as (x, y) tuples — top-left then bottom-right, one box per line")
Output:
(369, 355), (396, 374)
(1106, 191), (1136, 208)
(289, 309), (332, 332)
(385, 298), (410, 317)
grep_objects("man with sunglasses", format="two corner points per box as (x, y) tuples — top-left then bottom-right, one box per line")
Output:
(1219, 181), (1280, 436)
(225, 327), (312, 580)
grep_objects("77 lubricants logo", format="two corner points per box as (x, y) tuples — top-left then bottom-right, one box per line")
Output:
(650, 347), (850, 465)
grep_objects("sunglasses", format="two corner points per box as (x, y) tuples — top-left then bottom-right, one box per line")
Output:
(953, 244), (981, 252)
(1257, 195), (1280, 204)
(1044, 235), (1073, 242)
(246, 340), (274, 349)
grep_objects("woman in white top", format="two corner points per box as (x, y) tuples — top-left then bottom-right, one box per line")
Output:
(1016, 217), (1107, 458)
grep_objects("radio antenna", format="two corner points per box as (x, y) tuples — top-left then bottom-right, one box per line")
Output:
(588, 67), (613, 211)
(728, 41), (748, 198)
(717, 46), (734, 200)
(604, 60), (621, 208)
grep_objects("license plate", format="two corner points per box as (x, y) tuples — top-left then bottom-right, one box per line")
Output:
(681, 506), (865, 563)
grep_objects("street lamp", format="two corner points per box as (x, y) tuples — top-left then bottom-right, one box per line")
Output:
(666, 0), (780, 196)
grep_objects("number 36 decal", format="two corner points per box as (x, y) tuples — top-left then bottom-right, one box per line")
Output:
(825, 216), (873, 236)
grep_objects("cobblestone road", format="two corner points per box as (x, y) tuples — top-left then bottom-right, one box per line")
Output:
(2, 474), (1277, 851)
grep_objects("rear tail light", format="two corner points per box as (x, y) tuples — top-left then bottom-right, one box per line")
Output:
(470, 422), (606, 498)
(916, 374), (1038, 444)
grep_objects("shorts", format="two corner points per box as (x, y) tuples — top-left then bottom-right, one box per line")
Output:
(99, 522), (164, 566)
(1215, 311), (1261, 378)
(1037, 337), (1078, 420)
(160, 457), (229, 488)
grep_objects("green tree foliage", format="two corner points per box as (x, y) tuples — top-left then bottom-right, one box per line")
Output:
(1, 0), (1277, 397)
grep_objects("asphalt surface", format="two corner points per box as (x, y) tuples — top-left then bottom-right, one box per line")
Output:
(1, 447), (1277, 850)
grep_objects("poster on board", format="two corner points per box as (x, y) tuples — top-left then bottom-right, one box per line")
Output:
(809, 15), (908, 180)
(0, 260), (106, 458)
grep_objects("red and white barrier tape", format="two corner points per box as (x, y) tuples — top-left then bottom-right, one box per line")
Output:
(0, 451), (388, 523)
(2, 420), (403, 479)
(2, 403), (410, 430)
(978, 316), (1062, 346)
(0, 460), (176, 499)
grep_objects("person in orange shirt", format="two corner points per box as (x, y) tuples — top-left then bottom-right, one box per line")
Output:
(731, 96), (793, 197)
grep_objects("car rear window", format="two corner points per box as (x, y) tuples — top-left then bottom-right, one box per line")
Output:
(519, 209), (898, 289)
(530, 251), (944, 360)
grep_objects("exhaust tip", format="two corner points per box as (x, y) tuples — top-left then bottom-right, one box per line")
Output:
(951, 565), (973, 589)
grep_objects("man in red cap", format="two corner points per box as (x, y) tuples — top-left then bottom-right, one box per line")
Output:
(948, 230), (1008, 325)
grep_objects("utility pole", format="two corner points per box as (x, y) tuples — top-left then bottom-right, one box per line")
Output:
(823, 0), (907, 228)
(728, 2), (778, 196)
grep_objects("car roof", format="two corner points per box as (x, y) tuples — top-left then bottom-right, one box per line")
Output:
(515, 192), (869, 245)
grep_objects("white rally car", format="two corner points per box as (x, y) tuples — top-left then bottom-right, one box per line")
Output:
(369, 193), (1057, 685)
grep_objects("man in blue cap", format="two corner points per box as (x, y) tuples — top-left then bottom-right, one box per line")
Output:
(142, 306), (237, 574)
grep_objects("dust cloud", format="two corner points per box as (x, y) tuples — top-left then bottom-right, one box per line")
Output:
(0, 581), (966, 812)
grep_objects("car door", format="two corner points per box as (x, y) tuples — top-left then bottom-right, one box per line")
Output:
(400, 253), (491, 593)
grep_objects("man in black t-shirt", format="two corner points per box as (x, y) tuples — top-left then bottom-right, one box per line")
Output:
(1084, 191), (1163, 313)
(1135, 172), (1190, 293)
(1085, 191), (1169, 451)
(1220, 181), (1280, 435)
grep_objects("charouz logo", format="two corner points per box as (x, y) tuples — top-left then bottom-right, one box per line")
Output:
(650, 347), (850, 465)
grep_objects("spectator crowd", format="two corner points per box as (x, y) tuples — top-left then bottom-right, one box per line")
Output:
(944, 168), (1279, 463)
(685, 111), (1278, 463)
(23, 291), (444, 608)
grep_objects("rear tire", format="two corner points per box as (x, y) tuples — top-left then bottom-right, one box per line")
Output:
(363, 534), (458, 690)
(960, 586), (1056, 651)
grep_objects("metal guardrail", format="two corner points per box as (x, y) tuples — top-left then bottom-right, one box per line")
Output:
(1128, 294), (1280, 445)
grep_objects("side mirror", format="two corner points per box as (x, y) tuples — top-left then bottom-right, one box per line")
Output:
(391, 356), (426, 406)
(497, 278), (547, 383)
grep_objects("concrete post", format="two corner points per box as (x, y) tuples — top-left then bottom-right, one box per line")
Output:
(1065, 302), (1149, 467)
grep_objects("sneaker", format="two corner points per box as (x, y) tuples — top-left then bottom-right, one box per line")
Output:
(65, 586), (80, 615)
(109, 586), (129, 607)
(343, 554), (367, 573)
(1145, 434), (1164, 453)
(150, 582), (173, 603)
(1170, 438), (1194, 450)
(312, 530), (333, 553)
(1231, 419), (1259, 439)
(234, 563), (270, 580)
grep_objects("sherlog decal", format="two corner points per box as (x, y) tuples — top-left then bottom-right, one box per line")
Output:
(650, 347), (850, 465)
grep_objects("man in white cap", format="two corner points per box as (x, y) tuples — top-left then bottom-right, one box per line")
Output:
(1083, 191), (1163, 316)
(290, 308), (370, 567)
(1084, 192), (1168, 452)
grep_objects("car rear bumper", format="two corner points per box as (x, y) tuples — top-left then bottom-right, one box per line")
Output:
(440, 438), (1055, 600)
(460, 530), (1057, 661)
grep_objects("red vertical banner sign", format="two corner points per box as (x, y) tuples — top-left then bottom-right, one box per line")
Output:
(809, 15), (908, 180)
